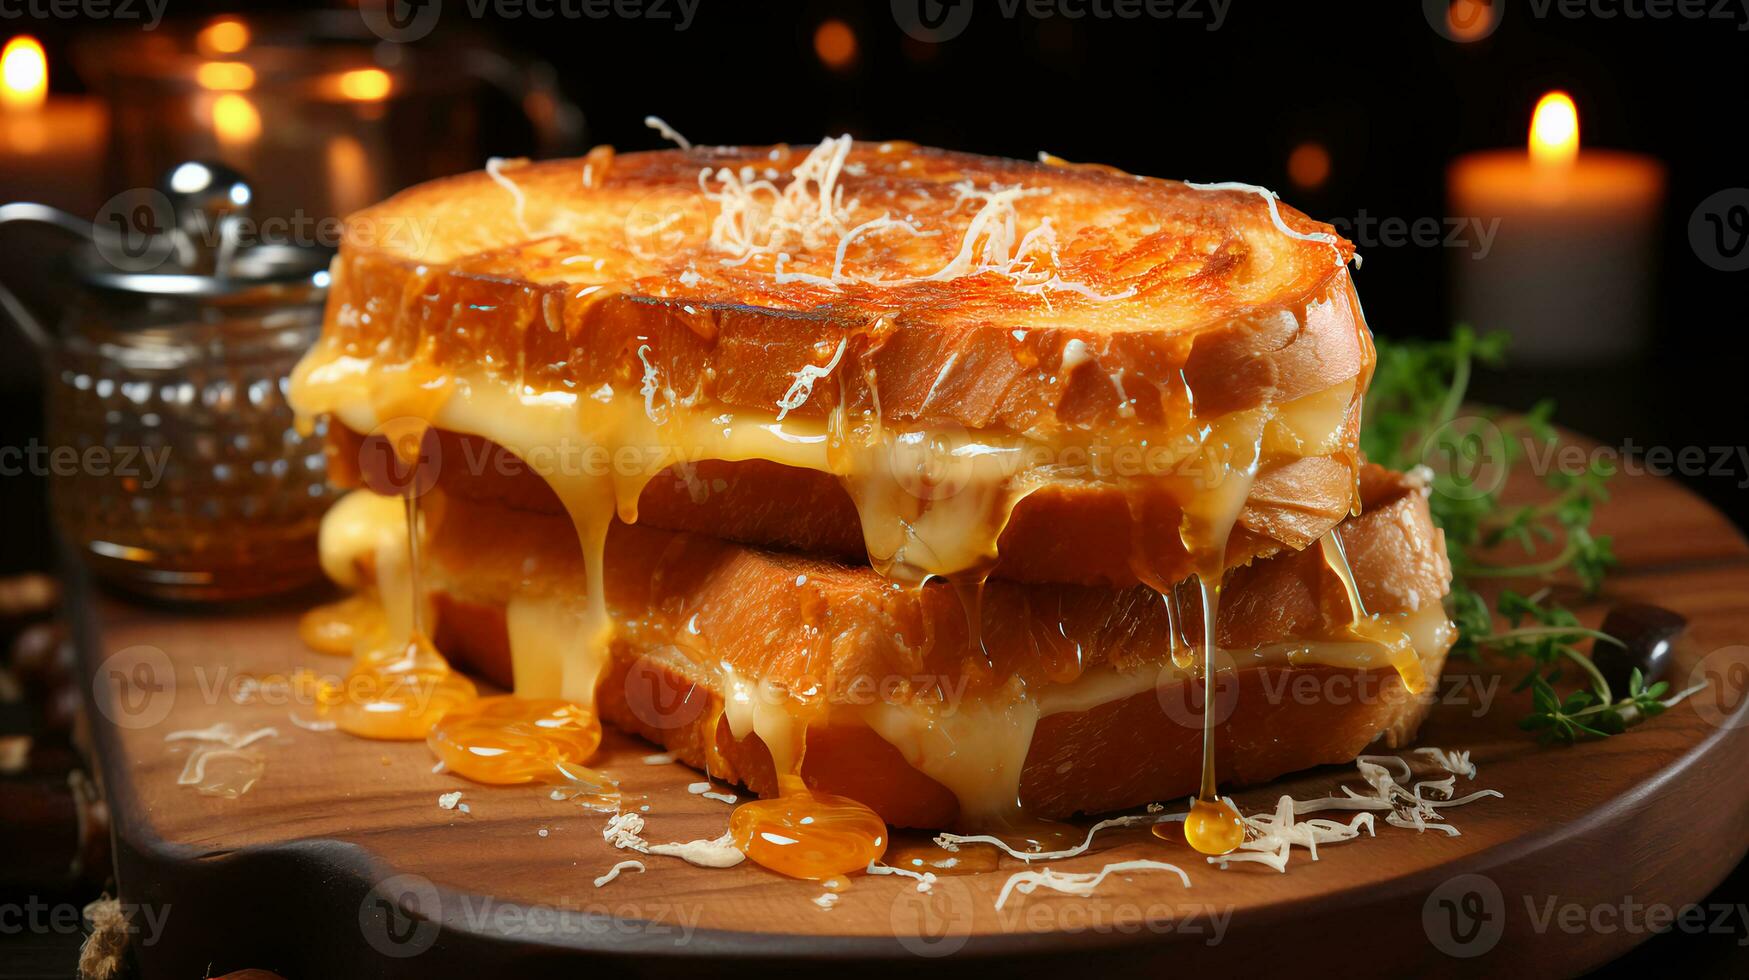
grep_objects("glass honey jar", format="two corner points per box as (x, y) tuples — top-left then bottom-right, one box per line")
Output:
(3, 163), (335, 600)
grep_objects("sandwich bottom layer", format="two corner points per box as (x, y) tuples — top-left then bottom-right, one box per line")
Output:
(323, 468), (1455, 831)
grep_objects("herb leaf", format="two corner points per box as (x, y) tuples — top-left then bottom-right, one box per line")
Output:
(1362, 327), (1678, 742)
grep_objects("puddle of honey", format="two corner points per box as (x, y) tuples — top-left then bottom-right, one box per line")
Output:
(730, 775), (890, 880)
(428, 696), (602, 784)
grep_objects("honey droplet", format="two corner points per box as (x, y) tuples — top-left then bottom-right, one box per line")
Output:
(427, 696), (602, 785)
(321, 634), (478, 741)
(730, 779), (889, 880)
(1173, 797), (1246, 856)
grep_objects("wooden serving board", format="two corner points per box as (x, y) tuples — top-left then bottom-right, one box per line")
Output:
(75, 461), (1749, 978)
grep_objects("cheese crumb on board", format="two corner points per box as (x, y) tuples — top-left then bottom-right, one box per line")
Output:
(594, 860), (646, 888)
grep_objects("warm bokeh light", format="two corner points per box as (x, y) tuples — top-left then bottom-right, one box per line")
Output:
(1287, 141), (1331, 190)
(1446, 0), (1496, 42)
(326, 134), (374, 216)
(195, 61), (256, 91)
(335, 68), (393, 102)
(813, 19), (858, 70)
(196, 17), (251, 56)
(212, 92), (261, 144)
(2, 36), (48, 112)
(1529, 91), (1579, 167)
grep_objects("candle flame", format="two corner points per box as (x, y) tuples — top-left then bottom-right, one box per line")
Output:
(336, 68), (392, 102)
(196, 61), (256, 91)
(213, 92), (261, 145)
(1529, 91), (1579, 167)
(2, 36), (48, 112)
(197, 17), (251, 56)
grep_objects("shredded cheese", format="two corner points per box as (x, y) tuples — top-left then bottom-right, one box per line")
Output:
(593, 859), (646, 888)
(1413, 746), (1477, 779)
(699, 138), (1132, 302)
(164, 724), (277, 749)
(636, 344), (667, 424)
(996, 860), (1190, 910)
(866, 861), (938, 893)
(774, 337), (847, 420)
(485, 157), (532, 238)
(644, 115), (692, 150)
(935, 813), (1165, 864)
(1211, 749), (1502, 873)
(1184, 179), (1344, 266)
(602, 811), (746, 868)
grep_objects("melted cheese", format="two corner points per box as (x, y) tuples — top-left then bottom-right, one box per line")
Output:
(855, 603), (1452, 827)
(296, 326), (1386, 836)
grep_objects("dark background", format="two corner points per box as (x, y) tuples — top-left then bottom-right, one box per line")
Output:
(2, 1), (1747, 976)
(5, 0), (1748, 570)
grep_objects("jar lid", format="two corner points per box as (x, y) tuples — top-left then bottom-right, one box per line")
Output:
(73, 161), (332, 304)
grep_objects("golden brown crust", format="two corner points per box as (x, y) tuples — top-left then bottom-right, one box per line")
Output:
(414, 465), (1450, 826)
(321, 143), (1368, 437)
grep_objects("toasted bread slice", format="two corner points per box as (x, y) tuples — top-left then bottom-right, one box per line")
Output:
(292, 141), (1369, 587)
(327, 424), (1358, 586)
(324, 466), (1452, 828)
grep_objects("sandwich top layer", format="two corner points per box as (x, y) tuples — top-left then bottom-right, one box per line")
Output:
(312, 139), (1367, 435)
(293, 140), (1372, 590)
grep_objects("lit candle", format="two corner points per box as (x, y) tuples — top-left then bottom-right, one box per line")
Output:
(1448, 92), (1665, 363)
(1, 35), (107, 215)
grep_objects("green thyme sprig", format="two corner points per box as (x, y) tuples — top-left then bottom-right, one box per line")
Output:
(1363, 327), (1682, 743)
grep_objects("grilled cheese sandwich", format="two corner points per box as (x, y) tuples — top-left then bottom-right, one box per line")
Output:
(290, 138), (1451, 874)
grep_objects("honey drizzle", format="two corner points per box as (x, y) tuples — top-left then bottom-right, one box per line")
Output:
(1170, 410), (1267, 856)
(1318, 531), (1428, 695)
(288, 297), (1372, 855)
(321, 478), (480, 742)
